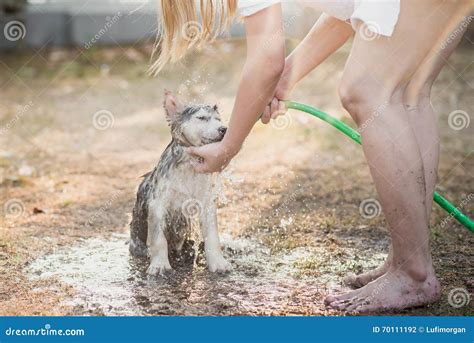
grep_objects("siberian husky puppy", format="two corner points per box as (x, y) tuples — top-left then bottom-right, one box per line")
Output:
(129, 91), (231, 275)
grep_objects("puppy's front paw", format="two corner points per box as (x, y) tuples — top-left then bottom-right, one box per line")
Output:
(207, 255), (232, 273)
(147, 258), (172, 276)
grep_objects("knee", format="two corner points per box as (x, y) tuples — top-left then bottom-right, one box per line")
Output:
(339, 76), (403, 127)
(339, 77), (388, 127)
(404, 81), (432, 112)
(338, 80), (363, 123)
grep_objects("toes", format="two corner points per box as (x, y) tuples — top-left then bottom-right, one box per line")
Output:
(353, 304), (376, 313)
(325, 289), (360, 306)
(346, 297), (370, 312)
(324, 295), (336, 305)
(328, 298), (355, 310)
(344, 271), (379, 289)
(208, 257), (232, 273)
(147, 261), (173, 275)
(328, 295), (371, 312)
(209, 264), (232, 273)
(343, 273), (363, 289)
(329, 295), (363, 311)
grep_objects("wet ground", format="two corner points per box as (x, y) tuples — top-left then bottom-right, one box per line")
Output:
(27, 233), (340, 316)
(0, 40), (473, 316)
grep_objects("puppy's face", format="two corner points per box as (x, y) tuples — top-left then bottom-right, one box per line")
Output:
(164, 91), (227, 147)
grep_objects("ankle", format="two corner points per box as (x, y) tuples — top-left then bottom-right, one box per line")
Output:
(392, 258), (434, 282)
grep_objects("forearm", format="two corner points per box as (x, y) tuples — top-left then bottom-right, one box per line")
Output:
(221, 3), (285, 156)
(222, 59), (283, 154)
(281, 14), (353, 90)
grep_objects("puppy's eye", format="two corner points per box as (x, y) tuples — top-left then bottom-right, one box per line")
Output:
(197, 116), (209, 121)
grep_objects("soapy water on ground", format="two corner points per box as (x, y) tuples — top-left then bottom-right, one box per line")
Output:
(27, 232), (343, 316)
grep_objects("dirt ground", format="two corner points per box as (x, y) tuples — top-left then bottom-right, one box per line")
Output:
(0, 39), (472, 316)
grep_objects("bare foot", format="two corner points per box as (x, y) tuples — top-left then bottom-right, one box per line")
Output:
(344, 249), (392, 289)
(326, 268), (441, 312)
(344, 260), (390, 289)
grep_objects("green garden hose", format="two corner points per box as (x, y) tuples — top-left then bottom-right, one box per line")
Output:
(285, 100), (474, 233)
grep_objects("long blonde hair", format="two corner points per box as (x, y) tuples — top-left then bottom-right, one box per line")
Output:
(150, 0), (238, 75)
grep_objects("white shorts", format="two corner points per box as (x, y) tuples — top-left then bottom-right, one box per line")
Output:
(237, 0), (400, 37)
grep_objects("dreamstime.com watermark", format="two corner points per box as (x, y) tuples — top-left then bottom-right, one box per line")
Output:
(359, 198), (382, 219)
(448, 110), (470, 131)
(3, 20), (26, 41)
(92, 109), (115, 130)
(358, 101), (388, 134)
(359, 21), (382, 41)
(0, 101), (34, 136)
(441, 15), (473, 50)
(271, 112), (292, 130)
(84, 12), (123, 49)
(181, 198), (203, 220)
(4, 323), (85, 337)
(447, 287), (471, 308)
(365, 277), (389, 304)
(439, 193), (473, 228)
(263, 13), (301, 50)
(3, 198), (26, 219)
(86, 190), (123, 226)
(182, 20), (202, 43)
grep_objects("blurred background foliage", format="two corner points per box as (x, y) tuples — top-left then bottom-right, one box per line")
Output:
(0, 0), (27, 15)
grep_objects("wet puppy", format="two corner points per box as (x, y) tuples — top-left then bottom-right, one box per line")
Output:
(129, 91), (231, 275)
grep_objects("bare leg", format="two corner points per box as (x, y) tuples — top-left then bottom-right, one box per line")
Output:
(344, 22), (466, 289)
(147, 202), (172, 275)
(325, 0), (470, 311)
(405, 25), (467, 218)
(201, 204), (232, 273)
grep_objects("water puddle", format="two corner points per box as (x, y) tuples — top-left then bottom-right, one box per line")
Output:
(27, 232), (339, 315)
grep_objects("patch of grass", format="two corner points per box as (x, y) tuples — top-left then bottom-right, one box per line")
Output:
(59, 200), (73, 208)
(294, 256), (323, 277)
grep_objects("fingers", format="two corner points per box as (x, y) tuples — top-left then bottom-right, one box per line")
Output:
(185, 147), (203, 163)
(261, 95), (289, 124)
(190, 160), (208, 173)
(186, 148), (211, 173)
(261, 105), (271, 124)
(271, 100), (287, 119)
(185, 146), (198, 158)
(188, 156), (210, 173)
(270, 97), (279, 117)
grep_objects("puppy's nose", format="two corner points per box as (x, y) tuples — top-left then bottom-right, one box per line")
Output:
(218, 127), (227, 135)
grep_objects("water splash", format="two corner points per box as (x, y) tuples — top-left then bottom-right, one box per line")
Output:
(27, 232), (339, 315)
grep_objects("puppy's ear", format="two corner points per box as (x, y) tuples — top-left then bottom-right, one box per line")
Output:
(163, 90), (184, 121)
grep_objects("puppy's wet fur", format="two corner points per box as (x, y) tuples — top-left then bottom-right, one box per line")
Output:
(129, 91), (232, 275)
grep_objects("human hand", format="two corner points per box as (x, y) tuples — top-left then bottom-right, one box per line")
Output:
(186, 141), (238, 174)
(260, 76), (294, 124)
